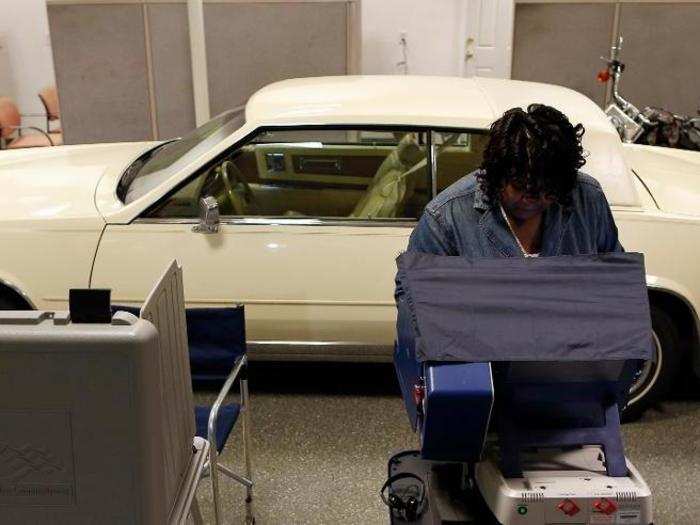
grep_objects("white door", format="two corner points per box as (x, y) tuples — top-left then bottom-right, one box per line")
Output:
(461, 0), (514, 78)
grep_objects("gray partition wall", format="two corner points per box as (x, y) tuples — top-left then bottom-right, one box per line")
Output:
(149, 3), (196, 140)
(617, 4), (700, 117)
(204, 2), (348, 116)
(512, 1), (700, 116)
(48, 0), (360, 144)
(48, 4), (154, 144)
(512, 3), (615, 107)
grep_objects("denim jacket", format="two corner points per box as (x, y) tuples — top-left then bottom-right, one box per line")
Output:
(406, 170), (623, 258)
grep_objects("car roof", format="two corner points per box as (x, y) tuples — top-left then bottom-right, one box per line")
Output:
(245, 75), (639, 207)
(248, 76), (606, 131)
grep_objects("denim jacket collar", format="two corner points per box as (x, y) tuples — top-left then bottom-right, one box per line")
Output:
(540, 203), (572, 256)
(474, 182), (571, 257)
(473, 179), (489, 212)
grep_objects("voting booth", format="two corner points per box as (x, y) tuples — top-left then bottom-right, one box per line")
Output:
(0, 261), (207, 524)
(390, 252), (655, 525)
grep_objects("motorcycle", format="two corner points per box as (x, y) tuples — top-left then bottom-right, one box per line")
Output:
(597, 36), (700, 151)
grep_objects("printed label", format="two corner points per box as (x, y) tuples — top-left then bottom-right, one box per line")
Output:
(0, 409), (75, 506)
(617, 509), (641, 524)
(589, 513), (615, 524)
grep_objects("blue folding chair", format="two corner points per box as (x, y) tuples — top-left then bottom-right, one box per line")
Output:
(115, 304), (254, 524)
(186, 306), (254, 525)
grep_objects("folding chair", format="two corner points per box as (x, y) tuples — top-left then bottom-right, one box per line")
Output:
(0, 96), (61, 149)
(38, 86), (61, 134)
(114, 304), (255, 524)
(186, 307), (255, 525)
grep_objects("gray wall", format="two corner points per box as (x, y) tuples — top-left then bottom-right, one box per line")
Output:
(149, 3), (196, 140)
(512, 3), (614, 107)
(512, 2), (700, 116)
(48, 1), (351, 144)
(618, 3), (700, 116)
(204, 2), (348, 116)
(48, 4), (153, 144)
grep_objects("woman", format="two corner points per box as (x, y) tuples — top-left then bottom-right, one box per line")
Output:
(407, 104), (622, 257)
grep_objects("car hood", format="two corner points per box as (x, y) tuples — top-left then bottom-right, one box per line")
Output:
(623, 144), (700, 216)
(0, 142), (153, 222)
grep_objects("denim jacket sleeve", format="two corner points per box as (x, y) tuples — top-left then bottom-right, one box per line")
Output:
(395, 210), (456, 303)
(596, 188), (624, 253)
(407, 209), (455, 255)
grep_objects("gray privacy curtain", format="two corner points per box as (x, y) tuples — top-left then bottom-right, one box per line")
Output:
(396, 252), (654, 363)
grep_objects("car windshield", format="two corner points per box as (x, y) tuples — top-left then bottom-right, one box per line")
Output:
(120, 109), (246, 204)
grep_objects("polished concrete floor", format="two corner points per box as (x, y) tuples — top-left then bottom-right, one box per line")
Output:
(192, 363), (700, 525)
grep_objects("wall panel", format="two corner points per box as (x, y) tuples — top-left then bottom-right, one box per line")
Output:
(512, 3), (615, 107)
(148, 3), (196, 139)
(47, 1), (357, 143)
(204, 2), (348, 116)
(48, 4), (152, 144)
(618, 3), (700, 117)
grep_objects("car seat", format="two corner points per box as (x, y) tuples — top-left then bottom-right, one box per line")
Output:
(349, 133), (425, 219)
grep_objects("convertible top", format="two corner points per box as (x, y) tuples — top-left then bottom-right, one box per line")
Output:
(396, 251), (654, 363)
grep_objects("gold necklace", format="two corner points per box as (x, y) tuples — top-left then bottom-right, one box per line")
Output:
(499, 204), (538, 257)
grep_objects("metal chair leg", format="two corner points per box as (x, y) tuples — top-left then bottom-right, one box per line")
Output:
(209, 444), (222, 525)
(241, 378), (255, 524)
(205, 360), (254, 524)
(217, 463), (253, 487)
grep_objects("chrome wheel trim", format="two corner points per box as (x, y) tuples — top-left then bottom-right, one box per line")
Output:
(628, 331), (663, 406)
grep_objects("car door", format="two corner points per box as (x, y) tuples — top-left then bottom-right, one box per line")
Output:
(91, 126), (431, 359)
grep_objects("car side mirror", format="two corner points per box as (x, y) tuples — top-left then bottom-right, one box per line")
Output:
(192, 196), (220, 234)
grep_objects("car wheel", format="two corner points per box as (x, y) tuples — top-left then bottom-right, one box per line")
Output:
(623, 306), (682, 421)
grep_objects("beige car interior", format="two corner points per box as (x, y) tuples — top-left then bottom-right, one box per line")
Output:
(149, 130), (489, 221)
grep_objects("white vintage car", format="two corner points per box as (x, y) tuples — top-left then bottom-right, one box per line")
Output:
(1, 76), (699, 415)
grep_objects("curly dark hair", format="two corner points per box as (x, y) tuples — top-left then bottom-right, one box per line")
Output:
(478, 104), (586, 208)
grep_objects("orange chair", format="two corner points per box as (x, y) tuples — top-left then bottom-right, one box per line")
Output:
(0, 96), (62, 149)
(38, 86), (61, 134)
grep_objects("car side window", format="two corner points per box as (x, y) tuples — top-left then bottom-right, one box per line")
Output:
(146, 128), (430, 221)
(433, 131), (490, 193)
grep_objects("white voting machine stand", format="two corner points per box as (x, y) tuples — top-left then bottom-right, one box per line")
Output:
(476, 447), (653, 525)
(0, 260), (208, 524)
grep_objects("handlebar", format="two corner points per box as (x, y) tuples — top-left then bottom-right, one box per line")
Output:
(598, 35), (654, 128)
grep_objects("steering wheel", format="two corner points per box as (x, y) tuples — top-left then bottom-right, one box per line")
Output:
(219, 160), (257, 215)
